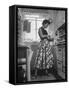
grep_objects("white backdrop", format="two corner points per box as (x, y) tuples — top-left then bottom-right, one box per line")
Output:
(0, 0), (69, 89)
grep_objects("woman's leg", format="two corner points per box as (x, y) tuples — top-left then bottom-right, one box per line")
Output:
(45, 69), (49, 76)
(35, 68), (38, 78)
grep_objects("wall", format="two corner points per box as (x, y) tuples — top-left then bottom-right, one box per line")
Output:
(18, 8), (65, 46)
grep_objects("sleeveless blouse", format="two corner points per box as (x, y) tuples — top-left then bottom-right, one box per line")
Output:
(38, 27), (48, 40)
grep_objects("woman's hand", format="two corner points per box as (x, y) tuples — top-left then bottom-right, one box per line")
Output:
(47, 35), (54, 41)
(51, 38), (54, 41)
(47, 35), (51, 39)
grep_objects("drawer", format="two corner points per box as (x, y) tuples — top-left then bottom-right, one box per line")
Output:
(62, 66), (65, 73)
(63, 57), (65, 67)
(18, 58), (26, 65)
(57, 60), (62, 71)
(18, 47), (27, 58)
(63, 49), (65, 56)
(57, 48), (63, 61)
(57, 54), (62, 61)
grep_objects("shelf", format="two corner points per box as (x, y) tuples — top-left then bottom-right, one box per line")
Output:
(57, 38), (65, 42)
(58, 40), (65, 43)
(56, 41), (65, 45)
(18, 46), (29, 49)
(59, 33), (65, 37)
(18, 64), (26, 69)
(18, 58), (26, 64)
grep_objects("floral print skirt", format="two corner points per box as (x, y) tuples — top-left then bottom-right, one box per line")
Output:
(35, 39), (54, 70)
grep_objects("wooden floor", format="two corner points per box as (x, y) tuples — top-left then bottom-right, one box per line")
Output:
(31, 73), (56, 81)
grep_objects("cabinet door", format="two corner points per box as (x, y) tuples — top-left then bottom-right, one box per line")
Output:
(57, 60), (62, 72)
(17, 47), (27, 83)
(57, 60), (65, 79)
(62, 47), (65, 72)
(57, 48), (62, 61)
(18, 47), (27, 58)
(62, 47), (65, 66)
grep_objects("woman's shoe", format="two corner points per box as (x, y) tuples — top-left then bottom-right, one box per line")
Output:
(45, 70), (49, 76)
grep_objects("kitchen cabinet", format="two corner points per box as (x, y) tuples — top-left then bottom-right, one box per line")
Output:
(55, 23), (65, 79)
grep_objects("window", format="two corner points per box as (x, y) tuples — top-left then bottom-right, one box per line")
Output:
(23, 14), (45, 42)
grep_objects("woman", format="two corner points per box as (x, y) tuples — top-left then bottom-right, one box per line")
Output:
(34, 19), (55, 77)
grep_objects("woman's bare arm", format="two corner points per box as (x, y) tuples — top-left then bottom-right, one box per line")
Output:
(38, 28), (54, 41)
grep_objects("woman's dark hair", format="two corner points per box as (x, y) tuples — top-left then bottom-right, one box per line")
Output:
(42, 19), (51, 25)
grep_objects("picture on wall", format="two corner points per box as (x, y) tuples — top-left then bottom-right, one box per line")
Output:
(9, 5), (67, 85)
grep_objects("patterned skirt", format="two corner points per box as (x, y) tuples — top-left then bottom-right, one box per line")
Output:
(35, 39), (54, 70)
